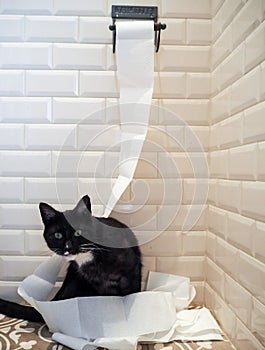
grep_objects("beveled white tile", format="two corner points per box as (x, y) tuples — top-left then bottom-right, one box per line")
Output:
(0, 43), (52, 69)
(206, 258), (225, 297)
(0, 70), (24, 96)
(186, 73), (211, 98)
(211, 87), (231, 124)
(215, 237), (239, 279)
(78, 178), (130, 206)
(77, 125), (120, 151)
(0, 204), (42, 229)
(158, 152), (209, 179)
(185, 126), (209, 151)
(157, 256), (205, 281)
(224, 274), (252, 327)
(25, 16), (78, 42)
(232, 0), (262, 48)
(25, 124), (76, 150)
(0, 178), (24, 203)
(208, 205), (227, 239)
(80, 71), (119, 98)
(53, 44), (106, 70)
(159, 46), (210, 72)
(182, 231), (206, 255)
(244, 102), (265, 143)
(1, 0), (52, 15)
(212, 0), (242, 42)
(157, 204), (207, 231)
(216, 179), (241, 213)
(231, 66), (260, 115)
(141, 231), (182, 257)
(245, 21), (265, 72)
(0, 230), (24, 255)
(25, 178), (77, 203)
(160, 19), (185, 45)
(0, 256), (48, 280)
(111, 205), (157, 231)
(0, 15), (24, 41)
(131, 178), (182, 205)
(24, 230), (51, 255)
(227, 212), (255, 255)
(0, 282), (23, 303)
(241, 181), (265, 221)
(135, 153), (159, 179)
(186, 19), (211, 45)
(183, 179), (209, 205)
(229, 144), (257, 180)
(160, 99), (209, 126)
(0, 124), (24, 149)
(238, 251), (265, 304)
(52, 151), (104, 177)
(211, 290), (237, 341)
(216, 43), (245, 92)
(53, 97), (105, 124)
(0, 97), (51, 123)
(218, 114), (243, 149)
(0, 151), (51, 177)
(26, 70), (78, 97)
(209, 149), (228, 178)
(53, 0), (107, 15)
(79, 17), (112, 43)
(154, 72), (186, 98)
(104, 151), (157, 179)
(161, 0), (211, 19)
(211, 25), (232, 69)
(145, 126), (184, 152)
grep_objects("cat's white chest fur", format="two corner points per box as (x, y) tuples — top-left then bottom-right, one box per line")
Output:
(64, 252), (94, 267)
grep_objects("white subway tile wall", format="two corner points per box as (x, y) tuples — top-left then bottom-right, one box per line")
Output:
(209, 1), (265, 349)
(0, 1), (264, 348)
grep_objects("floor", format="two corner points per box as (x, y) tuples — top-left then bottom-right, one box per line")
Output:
(0, 314), (236, 350)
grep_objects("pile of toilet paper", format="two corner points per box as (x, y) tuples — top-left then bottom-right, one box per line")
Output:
(18, 255), (223, 350)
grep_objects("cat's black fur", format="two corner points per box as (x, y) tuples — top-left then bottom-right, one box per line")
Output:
(0, 195), (142, 323)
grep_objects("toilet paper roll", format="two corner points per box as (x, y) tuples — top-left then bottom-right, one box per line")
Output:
(103, 20), (154, 217)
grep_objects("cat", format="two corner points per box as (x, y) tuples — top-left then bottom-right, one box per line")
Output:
(0, 195), (142, 323)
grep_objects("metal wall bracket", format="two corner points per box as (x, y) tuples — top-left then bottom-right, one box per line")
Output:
(109, 5), (166, 53)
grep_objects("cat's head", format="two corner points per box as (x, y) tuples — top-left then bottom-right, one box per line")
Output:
(39, 195), (94, 258)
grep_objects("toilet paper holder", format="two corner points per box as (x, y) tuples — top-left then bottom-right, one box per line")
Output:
(109, 5), (166, 53)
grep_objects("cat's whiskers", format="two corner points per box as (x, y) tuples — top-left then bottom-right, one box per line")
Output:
(78, 244), (109, 255)
(52, 248), (63, 255)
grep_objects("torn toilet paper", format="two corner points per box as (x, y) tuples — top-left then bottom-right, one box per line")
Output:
(18, 255), (223, 350)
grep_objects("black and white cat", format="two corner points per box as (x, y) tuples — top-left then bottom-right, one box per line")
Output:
(0, 195), (142, 323)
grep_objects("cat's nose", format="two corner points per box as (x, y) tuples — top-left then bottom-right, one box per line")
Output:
(64, 240), (73, 254)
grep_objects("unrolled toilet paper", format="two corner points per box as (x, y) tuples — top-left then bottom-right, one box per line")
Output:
(18, 255), (223, 350)
(103, 20), (154, 217)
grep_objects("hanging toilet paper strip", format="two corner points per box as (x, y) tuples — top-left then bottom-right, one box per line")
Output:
(103, 20), (154, 217)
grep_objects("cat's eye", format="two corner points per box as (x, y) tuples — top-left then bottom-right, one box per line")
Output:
(54, 232), (63, 239)
(74, 230), (82, 237)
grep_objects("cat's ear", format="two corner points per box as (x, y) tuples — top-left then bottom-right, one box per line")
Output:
(75, 195), (91, 215)
(39, 202), (59, 224)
